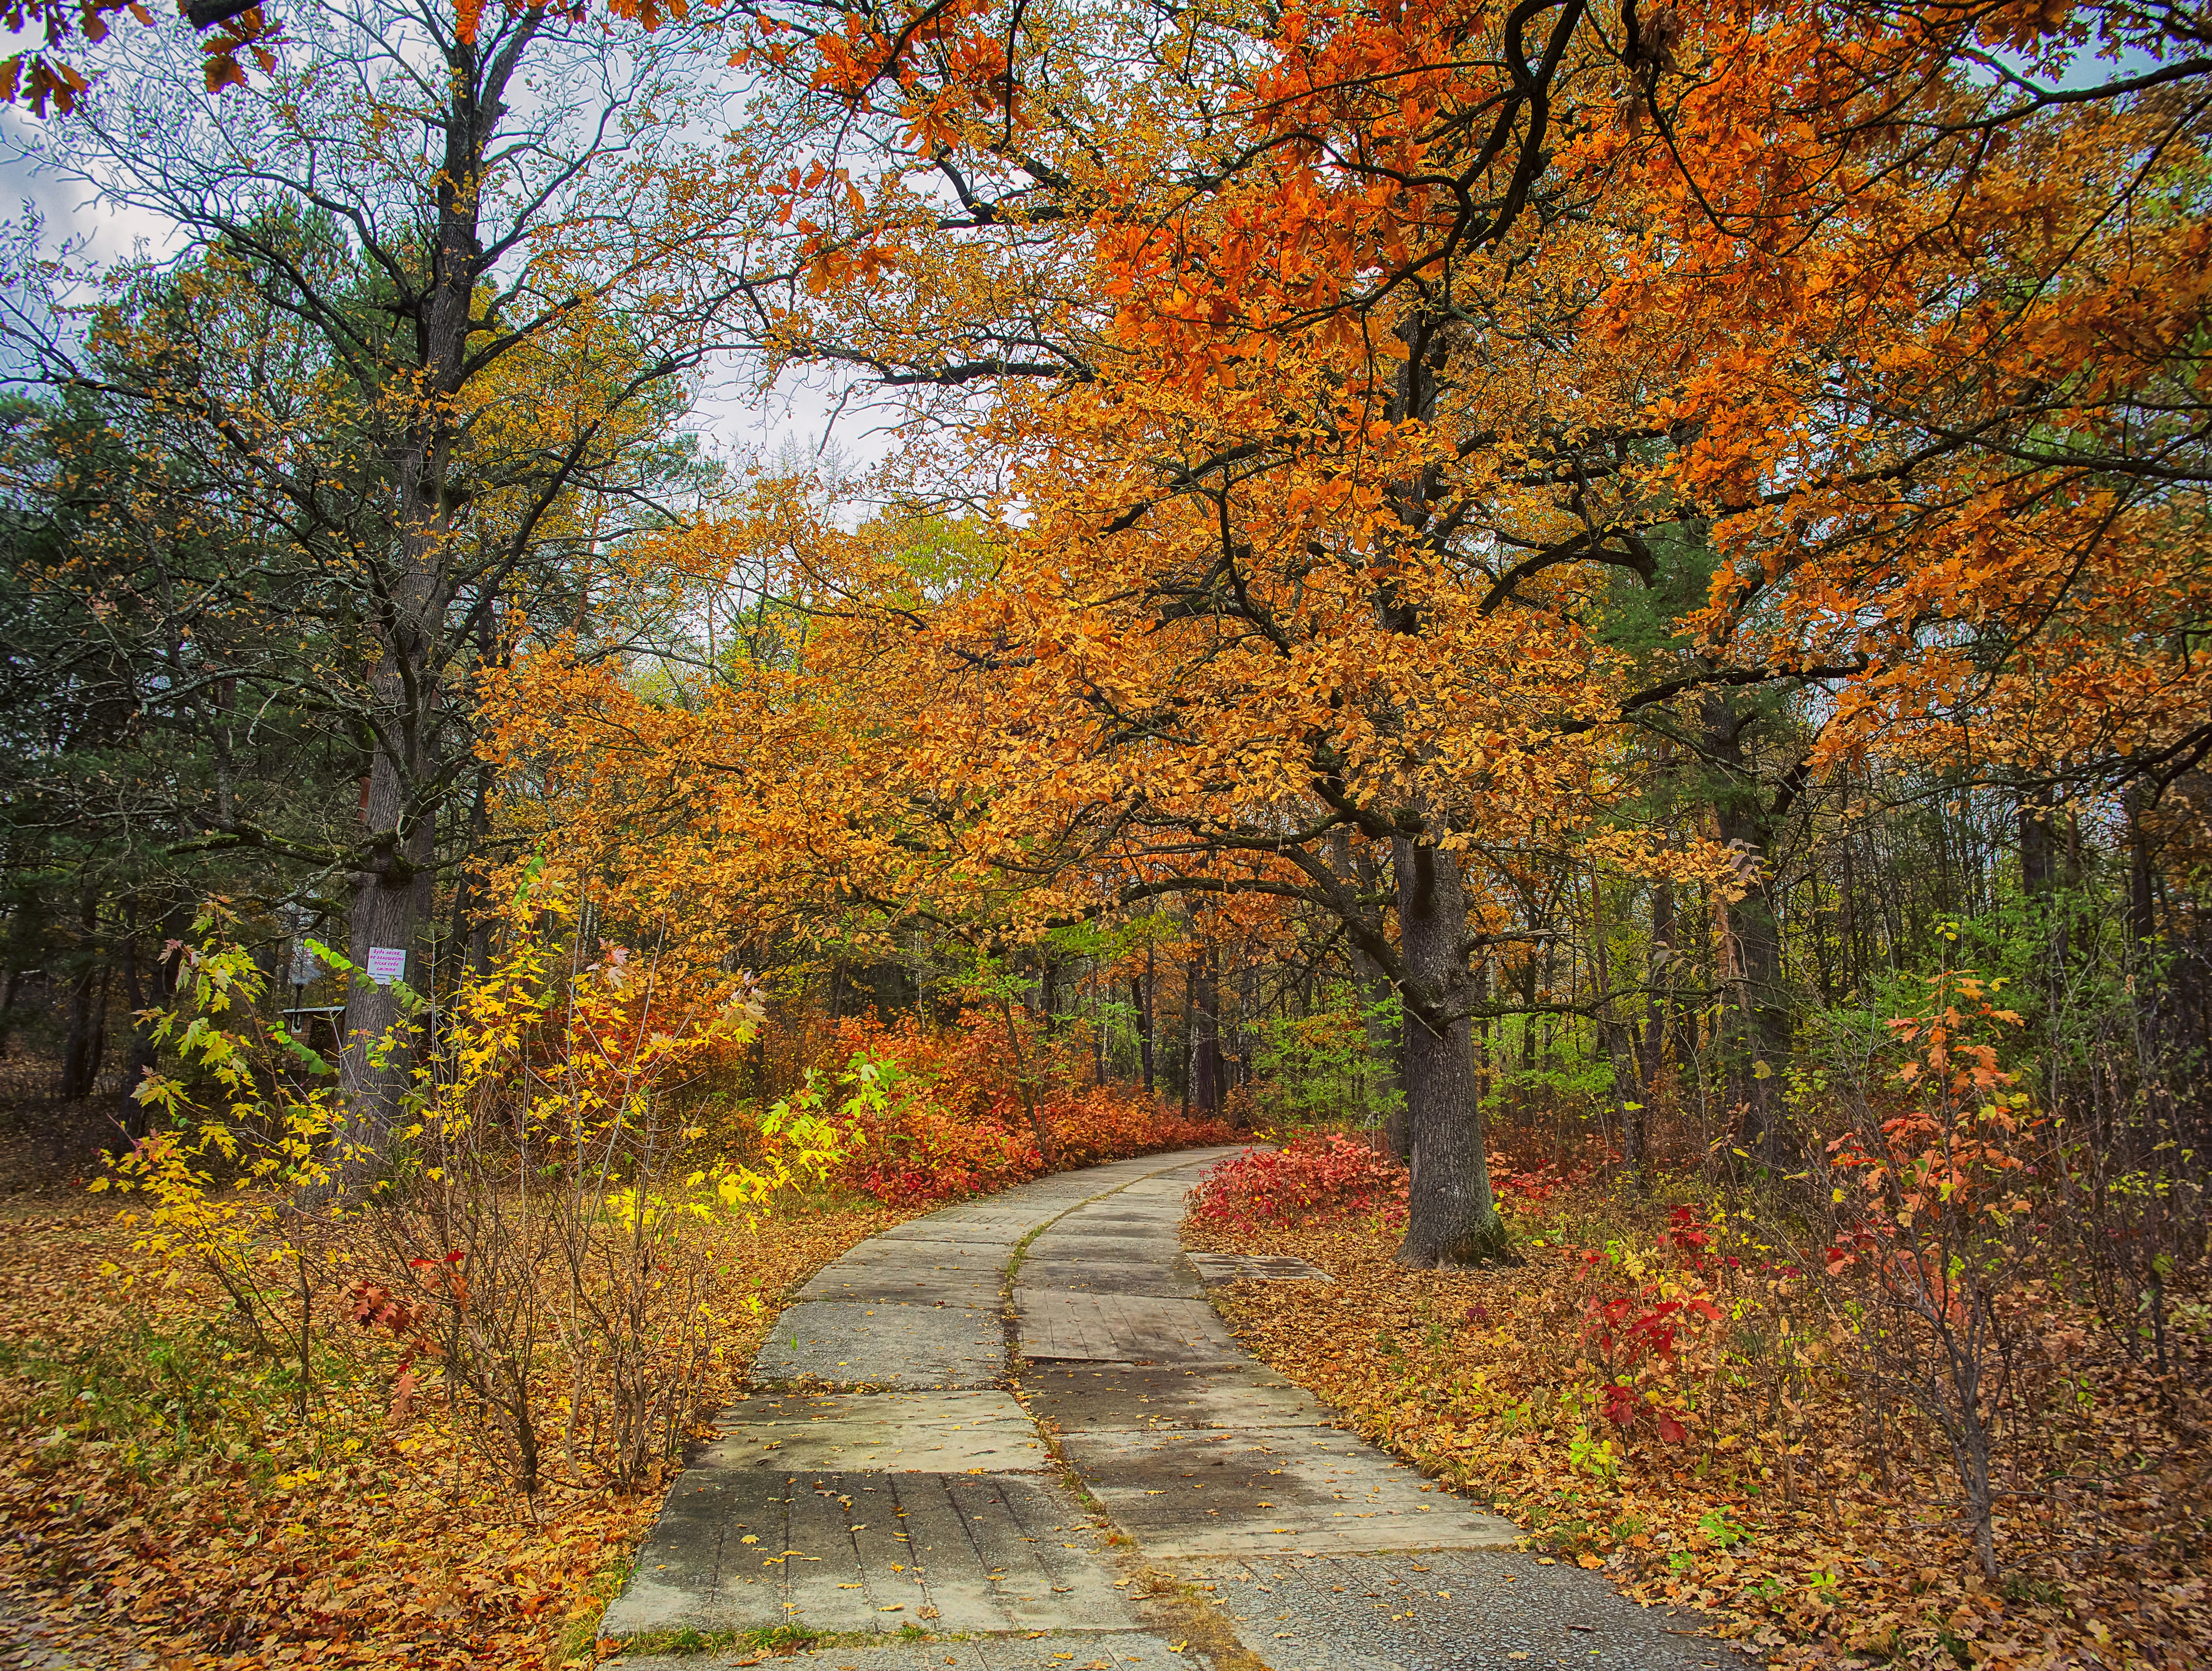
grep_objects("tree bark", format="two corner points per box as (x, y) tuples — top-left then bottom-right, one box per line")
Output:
(1341, 836), (1409, 1158)
(2127, 787), (2157, 952)
(1041, 953), (1065, 1036)
(1638, 876), (1674, 1093)
(1703, 693), (1793, 1168)
(1135, 942), (1156, 1094)
(1234, 949), (1259, 1114)
(2019, 784), (2058, 900)
(1190, 939), (1222, 1118)
(1393, 838), (1508, 1266)
(338, 16), (546, 1181)
(60, 886), (105, 1101)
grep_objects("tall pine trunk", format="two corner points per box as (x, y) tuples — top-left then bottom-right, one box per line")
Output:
(1703, 692), (1792, 1167)
(60, 886), (105, 1101)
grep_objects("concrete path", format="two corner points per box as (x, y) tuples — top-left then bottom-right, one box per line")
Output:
(603, 1149), (1739, 1671)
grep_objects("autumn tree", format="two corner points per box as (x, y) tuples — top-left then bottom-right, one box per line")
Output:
(3, 0), (807, 1153)
(660, 0), (2212, 1248)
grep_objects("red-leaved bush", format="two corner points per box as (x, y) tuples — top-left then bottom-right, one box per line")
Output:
(806, 1011), (1237, 1207)
(1188, 1133), (1411, 1232)
(1189, 1138), (1592, 1233)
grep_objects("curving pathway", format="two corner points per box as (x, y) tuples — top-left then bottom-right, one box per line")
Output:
(603, 1148), (1738, 1671)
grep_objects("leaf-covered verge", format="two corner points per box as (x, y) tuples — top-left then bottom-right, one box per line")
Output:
(0, 1197), (900, 1670)
(1186, 1160), (2211, 1671)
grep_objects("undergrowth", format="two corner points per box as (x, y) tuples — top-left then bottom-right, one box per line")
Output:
(1187, 1141), (2212, 1671)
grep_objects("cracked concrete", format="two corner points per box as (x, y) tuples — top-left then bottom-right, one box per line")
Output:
(603, 1146), (1743, 1671)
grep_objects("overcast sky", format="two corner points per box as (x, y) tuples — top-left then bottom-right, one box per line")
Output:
(0, 96), (891, 478)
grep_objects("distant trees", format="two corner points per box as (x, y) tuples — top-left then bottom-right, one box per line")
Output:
(2, 0), (2205, 1264)
(1, 0), (790, 1146)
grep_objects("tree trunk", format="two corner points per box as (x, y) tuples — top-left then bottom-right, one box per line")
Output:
(117, 911), (153, 1138)
(1638, 876), (1673, 1092)
(0, 965), (17, 1060)
(341, 756), (435, 1165)
(1341, 837), (1409, 1158)
(1234, 950), (1259, 1114)
(1585, 871), (1641, 1177)
(1190, 939), (1222, 1118)
(1704, 693), (1793, 1169)
(60, 886), (104, 1101)
(2019, 784), (2058, 899)
(1177, 949), (1192, 1119)
(1135, 944), (1156, 1094)
(339, 19), (545, 1182)
(2127, 787), (2156, 952)
(1393, 838), (1507, 1267)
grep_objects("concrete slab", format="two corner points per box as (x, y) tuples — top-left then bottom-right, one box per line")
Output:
(611, 1633), (1194, 1671)
(703, 1392), (1047, 1472)
(874, 1215), (1047, 1245)
(1057, 1425), (1521, 1557)
(753, 1302), (1006, 1390)
(1186, 1252), (1333, 1285)
(1035, 1207), (1164, 1226)
(1167, 1549), (1745, 1670)
(1022, 1229), (1194, 1264)
(795, 1244), (1008, 1306)
(1014, 1291), (1242, 1366)
(602, 1470), (1136, 1637)
(1019, 1365), (1333, 1433)
(1011, 1256), (1195, 1297)
(1029, 1214), (1186, 1238)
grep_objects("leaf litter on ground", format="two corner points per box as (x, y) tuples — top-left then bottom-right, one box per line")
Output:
(0, 1197), (902, 1669)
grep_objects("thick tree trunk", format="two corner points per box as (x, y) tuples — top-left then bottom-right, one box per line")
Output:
(1638, 876), (1673, 1091)
(1177, 953), (1192, 1119)
(1235, 952), (1258, 1113)
(340, 756), (436, 1164)
(1581, 866), (1638, 1172)
(1348, 840), (1409, 1158)
(1393, 838), (1507, 1267)
(1041, 954), (1066, 1036)
(118, 913), (152, 1137)
(2127, 787), (2156, 952)
(1703, 693), (1793, 1168)
(2019, 784), (2058, 899)
(338, 25), (541, 1175)
(1719, 865), (1790, 1166)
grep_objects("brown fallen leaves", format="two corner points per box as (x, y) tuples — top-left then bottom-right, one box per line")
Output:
(0, 1198), (900, 1669)
(1187, 1194), (2211, 1671)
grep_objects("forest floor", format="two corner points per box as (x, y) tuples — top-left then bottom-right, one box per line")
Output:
(1185, 1185), (2211, 1671)
(0, 1093), (914, 1671)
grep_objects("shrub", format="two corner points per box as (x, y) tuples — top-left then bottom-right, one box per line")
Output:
(1188, 1132), (1410, 1232)
(794, 1011), (1237, 1207)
